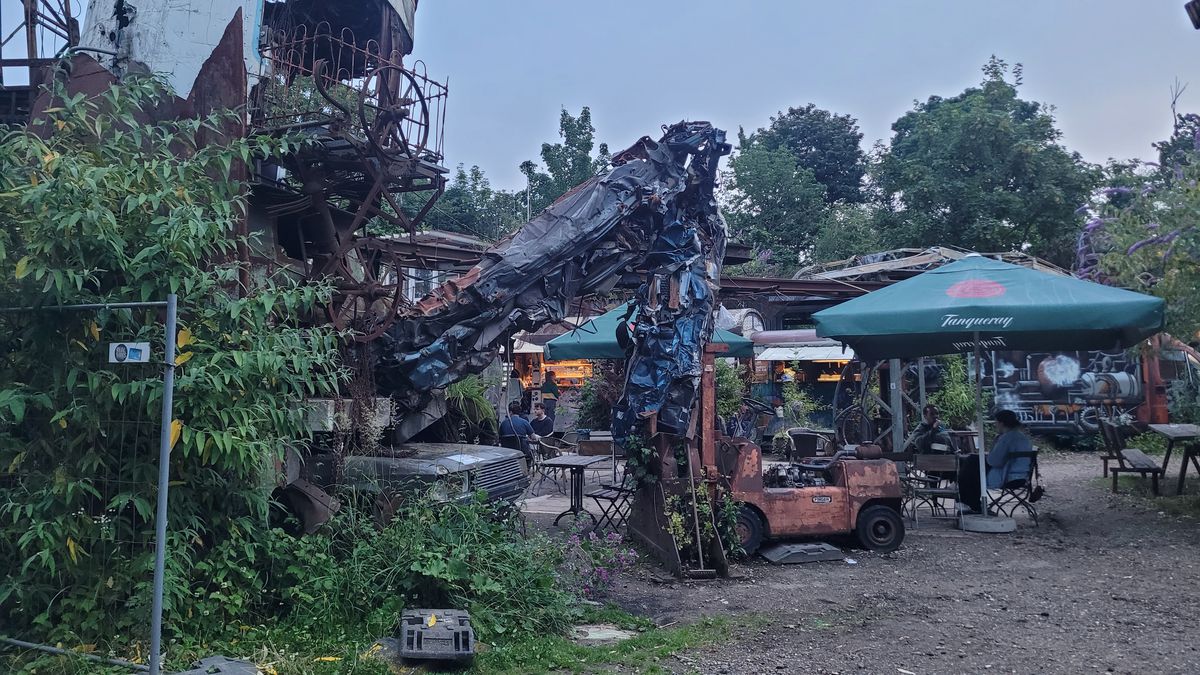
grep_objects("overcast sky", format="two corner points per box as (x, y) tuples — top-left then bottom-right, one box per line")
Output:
(411, 0), (1200, 189)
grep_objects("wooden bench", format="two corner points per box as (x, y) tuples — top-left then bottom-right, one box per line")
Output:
(1111, 448), (1163, 495)
(1103, 420), (1163, 495)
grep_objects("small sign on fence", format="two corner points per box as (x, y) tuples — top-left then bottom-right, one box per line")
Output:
(109, 342), (151, 364)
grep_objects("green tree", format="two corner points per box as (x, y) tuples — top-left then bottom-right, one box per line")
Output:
(0, 78), (343, 640)
(738, 103), (867, 204)
(520, 106), (609, 213)
(423, 164), (525, 241)
(1154, 112), (1200, 174)
(1082, 138), (1200, 339)
(811, 205), (885, 264)
(724, 144), (831, 272)
(872, 57), (1099, 267)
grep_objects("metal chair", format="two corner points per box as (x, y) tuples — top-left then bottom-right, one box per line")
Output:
(905, 453), (960, 528)
(989, 448), (1042, 525)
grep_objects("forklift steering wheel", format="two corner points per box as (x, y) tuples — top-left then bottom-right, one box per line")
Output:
(796, 449), (856, 472)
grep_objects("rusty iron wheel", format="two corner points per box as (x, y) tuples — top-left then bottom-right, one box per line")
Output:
(734, 505), (765, 557)
(855, 504), (904, 553)
(324, 241), (408, 342)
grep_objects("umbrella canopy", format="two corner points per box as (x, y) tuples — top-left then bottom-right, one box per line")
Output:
(813, 256), (1164, 360)
(545, 302), (754, 360)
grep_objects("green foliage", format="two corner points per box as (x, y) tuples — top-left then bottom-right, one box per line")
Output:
(714, 359), (745, 419)
(873, 56), (1099, 267)
(0, 76), (344, 642)
(1168, 378), (1200, 426)
(418, 164), (526, 241)
(621, 432), (658, 487)
(737, 103), (867, 204)
(1127, 432), (1168, 456)
(779, 370), (827, 428)
(520, 106), (609, 214)
(930, 356), (978, 429)
(725, 143), (830, 269)
(1084, 130), (1200, 339)
(261, 495), (577, 642)
(811, 204), (885, 264)
(443, 375), (500, 442)
(576, 360), (624, 430)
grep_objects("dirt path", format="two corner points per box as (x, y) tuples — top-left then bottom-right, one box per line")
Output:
(608, 453), (1200, 674)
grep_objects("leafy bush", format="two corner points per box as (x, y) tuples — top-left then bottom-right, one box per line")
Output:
(557, 524), (637, 601)
(930, 355), (978, 429)
(715, 359), (744, 419)
(1168, 378), (1200, 426)
(577, 360), (624, 430)
(0, 76), (343, 642)
(779, 367), (827, 427)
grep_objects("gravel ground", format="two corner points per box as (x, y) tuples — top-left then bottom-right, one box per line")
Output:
(602, 452), (1200, 674)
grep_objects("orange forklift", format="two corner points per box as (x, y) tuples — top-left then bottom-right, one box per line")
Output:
(627, 345), (905, 576)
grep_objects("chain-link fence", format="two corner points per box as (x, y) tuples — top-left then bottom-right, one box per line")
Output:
(0, 297), (176, 674)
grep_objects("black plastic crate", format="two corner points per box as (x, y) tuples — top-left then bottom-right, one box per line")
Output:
(398, 609), (475, 661)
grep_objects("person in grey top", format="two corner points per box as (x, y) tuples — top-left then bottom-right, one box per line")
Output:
(957, 409), (1033, 514)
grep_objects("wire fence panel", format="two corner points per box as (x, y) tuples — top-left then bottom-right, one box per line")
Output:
(0, 302), (172, 670)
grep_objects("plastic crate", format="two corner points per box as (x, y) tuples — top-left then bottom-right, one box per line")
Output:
(398, 609), (475, 661)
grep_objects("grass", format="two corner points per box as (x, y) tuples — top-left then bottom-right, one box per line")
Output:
(2, 608), (745, 675)
(1096, 474), (1200, 518)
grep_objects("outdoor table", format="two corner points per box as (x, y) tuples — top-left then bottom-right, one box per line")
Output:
(1148, 423), (1200, 494)
(541, 454), (607, 526)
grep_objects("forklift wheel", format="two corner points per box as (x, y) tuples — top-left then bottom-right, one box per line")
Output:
(735, 505), (765, 557)
(855, 505), (904, 553)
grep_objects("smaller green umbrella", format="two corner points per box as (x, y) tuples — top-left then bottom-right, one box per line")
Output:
(545, 302), (754, 360)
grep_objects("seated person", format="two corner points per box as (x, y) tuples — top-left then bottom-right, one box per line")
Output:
(529, 401), (554, 437)
(957, 409), (1033, 514)
(498, 401), (540, 461)
(725, 402), (756, 438)
(912, 404), (954, 454)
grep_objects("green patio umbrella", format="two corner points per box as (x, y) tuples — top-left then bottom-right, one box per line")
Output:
(545, 302), (754, 360)
(813, 255), (1165, 522)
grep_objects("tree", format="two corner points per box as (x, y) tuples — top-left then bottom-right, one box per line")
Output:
(1080, 138), (1200, 339)
(738, 103), (868, 204)
(421, 164), (525, 241)
(724, 144), (831, 273)
(520, 106), (609, 214)
(872, 57), (1099, 268)
(811, 205), (885, 264)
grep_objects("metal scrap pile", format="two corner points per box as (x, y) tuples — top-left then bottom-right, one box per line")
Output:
(375, 121), (730, 440)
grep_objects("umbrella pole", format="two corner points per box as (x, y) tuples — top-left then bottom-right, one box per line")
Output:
(974, 332), (987, 515)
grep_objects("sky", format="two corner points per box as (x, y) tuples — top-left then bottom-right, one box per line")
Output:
(3, 1), (1197, 189)
(410, 0), (1200, 189)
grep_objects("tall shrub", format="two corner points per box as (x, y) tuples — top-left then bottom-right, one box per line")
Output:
(0, 77), (343, 640)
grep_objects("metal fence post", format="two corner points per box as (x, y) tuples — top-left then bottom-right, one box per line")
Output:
(149, 293), (178, 675)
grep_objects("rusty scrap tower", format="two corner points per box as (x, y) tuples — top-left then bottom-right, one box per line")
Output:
(23, 0), (448, 340)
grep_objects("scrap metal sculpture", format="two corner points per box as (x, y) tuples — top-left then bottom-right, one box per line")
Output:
(376, 121), (731, 438)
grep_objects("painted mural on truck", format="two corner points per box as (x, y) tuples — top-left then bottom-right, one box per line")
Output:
(973, 349), (1143, 433)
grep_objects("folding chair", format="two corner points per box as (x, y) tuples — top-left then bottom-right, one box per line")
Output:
(586, 469), (637, 532)
(989, 448), (1042, 525)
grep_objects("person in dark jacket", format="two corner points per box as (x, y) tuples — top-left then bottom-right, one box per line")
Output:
(912, 404), (954, 454)
(540, 371), (560, 422)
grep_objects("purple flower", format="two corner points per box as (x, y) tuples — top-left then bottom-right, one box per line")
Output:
(1101, 187), (1132, 197)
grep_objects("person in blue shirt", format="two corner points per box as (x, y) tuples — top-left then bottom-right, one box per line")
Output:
(957, 409), (1033, 514)
(499, 401), (540, 461)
